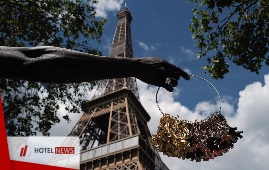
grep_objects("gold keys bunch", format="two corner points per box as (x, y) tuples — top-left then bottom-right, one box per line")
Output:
(151, 75), (243, 161)
(150, 112), (243, 162)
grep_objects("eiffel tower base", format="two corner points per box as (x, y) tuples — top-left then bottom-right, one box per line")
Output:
(80, 135), (167, 170)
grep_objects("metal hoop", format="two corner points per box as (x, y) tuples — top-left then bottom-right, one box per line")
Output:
(152, 75), (242, 162)
(156, 74), (222, 115)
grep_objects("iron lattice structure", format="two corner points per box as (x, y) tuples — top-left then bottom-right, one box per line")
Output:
(68, 7), (169, 170)
(92, 7), (139, 100)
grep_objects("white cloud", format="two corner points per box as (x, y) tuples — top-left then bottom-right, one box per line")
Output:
(137, 41), (157, 52)
(94, 0), (124, 18)
(49, 86), (97, 136)
(235, 77), (269, 132)
(48, 72), (269, 170)
(102, 38), (112, 54)
(137, 73), (269, 170)
(180, 46), (195, 60)
(169, 47), (196, 64)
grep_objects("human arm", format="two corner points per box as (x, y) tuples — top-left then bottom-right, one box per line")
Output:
(0, 46), (189, 91)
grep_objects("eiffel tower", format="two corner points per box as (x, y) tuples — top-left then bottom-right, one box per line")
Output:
(68, 6), (169, 170)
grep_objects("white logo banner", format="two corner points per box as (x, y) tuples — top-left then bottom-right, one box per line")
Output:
(8, 137), (80, 169)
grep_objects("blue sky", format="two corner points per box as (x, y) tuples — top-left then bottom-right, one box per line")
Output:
(50, 1), (269, 170)
(95, 0), (268, 108)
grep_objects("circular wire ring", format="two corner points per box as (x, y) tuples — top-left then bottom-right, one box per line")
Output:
(156, 74), (222, 115)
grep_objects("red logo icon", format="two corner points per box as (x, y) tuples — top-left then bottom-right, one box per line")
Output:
(20, 145), (28, 157)
(17, 144), (31, 157)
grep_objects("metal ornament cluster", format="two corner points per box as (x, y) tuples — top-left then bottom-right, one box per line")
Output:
(150, 75), (243, 162)
(150, 112), (243, 161)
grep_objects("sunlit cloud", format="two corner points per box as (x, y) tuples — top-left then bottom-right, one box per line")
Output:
(183, 68), (192, 75)
(94, 0), (124, 18)
(137, 73), (269, 170)
(137, 41), (157, 52)
(49, 85), (97, 136)
(49, 71), (269, 170)
(180, 46), (195, 60)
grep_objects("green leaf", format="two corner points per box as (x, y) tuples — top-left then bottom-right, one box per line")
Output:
(188, 0), (269, 79)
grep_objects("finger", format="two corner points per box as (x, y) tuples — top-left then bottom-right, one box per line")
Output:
(161, 62), (190, 80)
(170, 78), (178, 87)
(178, 68), (190, 80)
(173, 66), (190, 80)
(161, 64), (181, 80)
(162, 82), (174, 92)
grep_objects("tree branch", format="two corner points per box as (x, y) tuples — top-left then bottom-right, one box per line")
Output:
(218, 0), (259, 31)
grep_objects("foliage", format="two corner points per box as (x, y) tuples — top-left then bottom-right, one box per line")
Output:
(188, 0), (269, 79)
(0, 0), (107, 136)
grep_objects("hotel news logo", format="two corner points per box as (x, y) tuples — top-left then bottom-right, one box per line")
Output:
(34, 147), (75, 154)
(17, 144), (75, 157)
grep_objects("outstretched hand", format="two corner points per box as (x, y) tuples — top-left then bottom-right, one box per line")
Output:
(136, 57), (190, 92)
(0, 47), (189, 90)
